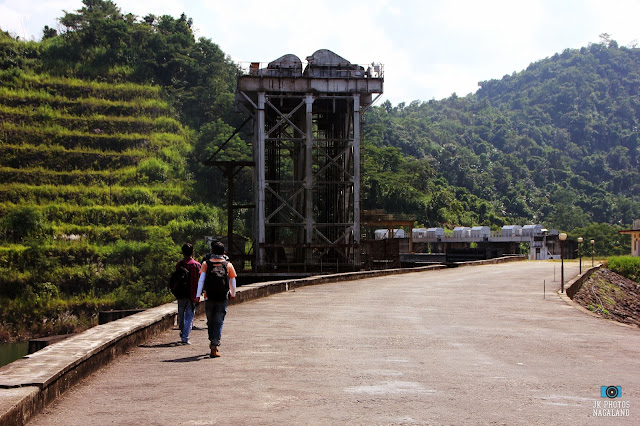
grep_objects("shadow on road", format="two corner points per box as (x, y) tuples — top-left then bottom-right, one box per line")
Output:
(139, 342), (185, 348)
(138, 342), (212, 362)
(162, 354), (211, 363)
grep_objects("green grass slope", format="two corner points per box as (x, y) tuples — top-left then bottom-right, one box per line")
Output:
(0, 70), (223, 341)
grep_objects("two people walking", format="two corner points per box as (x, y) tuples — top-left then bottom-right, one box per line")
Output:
(174, 241), (237, 357)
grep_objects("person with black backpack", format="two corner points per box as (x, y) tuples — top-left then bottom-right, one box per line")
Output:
(201, 238), (229, 264)
(174, 243), (201, 344)
(195, 241), (237, 358)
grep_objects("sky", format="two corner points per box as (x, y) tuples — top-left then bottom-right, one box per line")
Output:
(2, 0), (640, 105)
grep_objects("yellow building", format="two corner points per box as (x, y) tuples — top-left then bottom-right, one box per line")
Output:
(619, 219), (640, 257)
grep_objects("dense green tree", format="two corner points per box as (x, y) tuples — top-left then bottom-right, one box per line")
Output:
(362, 38), (640, 236)
(5, 0), (238, 130)
(569, 223), (630, 257)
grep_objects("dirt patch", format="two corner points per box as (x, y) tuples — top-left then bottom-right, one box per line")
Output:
(573, 268), (640, 327)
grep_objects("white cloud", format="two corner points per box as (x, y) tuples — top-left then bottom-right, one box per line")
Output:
(1, 0), (640, 103)
(0, 0), (77, 40)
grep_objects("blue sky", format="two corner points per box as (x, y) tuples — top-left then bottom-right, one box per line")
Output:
(2, 0), (640, 104)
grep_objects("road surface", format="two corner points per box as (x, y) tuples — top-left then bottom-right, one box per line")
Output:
(30, 261), (639, 425)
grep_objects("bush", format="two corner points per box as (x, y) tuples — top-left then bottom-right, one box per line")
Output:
(166, 219), (219, 243)
(0, 267), (32, 297)
(91, 265), (138, 293)
(607, 256), (640, 283)
(1, 205), (47, 242)
(121, 187), (158, 204)
(137, 157), (170, 183)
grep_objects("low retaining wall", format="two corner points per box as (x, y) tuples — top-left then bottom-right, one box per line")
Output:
(565, 264), (602, 299)
(0, 305), (176, 426)
(231, 264), (448, 304)
(27, 335), (74, 355)
(98, 309), (146, 325)
(449, 255), (526, 267)
(0, 257), (522, 425)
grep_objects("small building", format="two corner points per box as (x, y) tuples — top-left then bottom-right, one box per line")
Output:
(374, 229), (405, 240)
(392, 229), (406, 239)
(471, 226), (490, 238)
(501, 225), (523, 237)
(453, 227), (471, 238)
(522, 224), (544, 237)
(426, 228), (445, 239)
(619, 219), (640, 257)
(412, 228), (428, 239)
(374, 229), (388, 240)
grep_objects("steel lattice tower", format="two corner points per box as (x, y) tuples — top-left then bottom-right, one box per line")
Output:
(236, 50), (383, 271)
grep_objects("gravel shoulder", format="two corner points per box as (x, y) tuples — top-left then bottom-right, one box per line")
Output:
(573, 268), (640, 327)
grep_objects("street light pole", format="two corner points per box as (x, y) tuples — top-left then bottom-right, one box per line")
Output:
(591, 239), (595, 267)
(578, 237), (583, 274)
(559, 232), (567, 293)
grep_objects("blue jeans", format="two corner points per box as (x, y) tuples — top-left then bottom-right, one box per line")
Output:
(205, 299), (228, 346)
(177, 299), (195, 342)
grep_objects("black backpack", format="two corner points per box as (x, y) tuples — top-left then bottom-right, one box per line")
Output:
(204, 259), (229, 301)
(168, 261), (190, 299)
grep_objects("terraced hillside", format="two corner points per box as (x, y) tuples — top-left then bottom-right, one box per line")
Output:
(0, 71), (222, 340)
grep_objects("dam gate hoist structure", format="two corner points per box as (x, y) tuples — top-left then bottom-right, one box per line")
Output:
(235, 49), (384, 272)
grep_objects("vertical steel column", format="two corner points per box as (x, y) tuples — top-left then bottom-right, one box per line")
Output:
(305, 94), (314, 263)
(256, 92), (266, 266)
(353, 94), (361, 251)
(227, 166), (234, 256)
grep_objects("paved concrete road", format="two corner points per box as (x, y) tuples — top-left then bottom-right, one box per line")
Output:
(30, 262), (639, 425)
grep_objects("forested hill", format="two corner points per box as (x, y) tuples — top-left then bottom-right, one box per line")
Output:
(362, 37), (640, 231)
(2, 1), (637, 235)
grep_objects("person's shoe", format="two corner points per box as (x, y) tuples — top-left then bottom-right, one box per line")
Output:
(210, 346), (220, 357)
(181, 340), (191, 345)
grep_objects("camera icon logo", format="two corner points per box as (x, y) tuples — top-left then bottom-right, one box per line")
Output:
(601, 386), (622, 398)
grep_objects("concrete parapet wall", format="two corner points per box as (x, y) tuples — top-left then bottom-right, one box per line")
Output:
(98, 309), (146, 325)
(565, 264), (602, 299)
(450, 255), (527, 267)
(28, 335), (73, 355)
(231, 264), (451, 305)
(0, 305), (176, 425)
(0, 258), (523, 425)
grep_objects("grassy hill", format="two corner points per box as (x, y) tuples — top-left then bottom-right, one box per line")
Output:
(0, 70), (223, 341)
